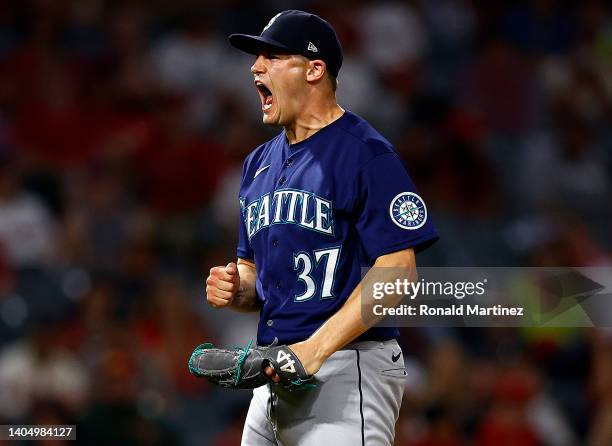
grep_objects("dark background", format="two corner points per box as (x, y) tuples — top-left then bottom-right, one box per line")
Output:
(0, 0), (611, 444)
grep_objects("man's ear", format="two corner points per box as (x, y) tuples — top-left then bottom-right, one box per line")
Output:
(305, 60), (326, 83)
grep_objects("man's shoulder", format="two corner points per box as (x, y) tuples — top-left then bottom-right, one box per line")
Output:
(335, 111), (397, 163)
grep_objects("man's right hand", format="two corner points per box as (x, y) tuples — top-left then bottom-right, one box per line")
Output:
(206, 262), (240, 308)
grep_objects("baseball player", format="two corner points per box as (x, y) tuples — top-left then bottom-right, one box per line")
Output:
(204, 10), (439, 445)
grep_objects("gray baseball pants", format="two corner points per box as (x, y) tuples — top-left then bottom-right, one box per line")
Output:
(241, 339), (406, 446)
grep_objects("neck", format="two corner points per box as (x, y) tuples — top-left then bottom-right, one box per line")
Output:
(284, 96), (345, 145)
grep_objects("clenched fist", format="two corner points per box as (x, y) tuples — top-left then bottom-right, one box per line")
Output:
(206, 262), (240, 308)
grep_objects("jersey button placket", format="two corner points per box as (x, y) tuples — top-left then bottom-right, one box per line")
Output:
(277, 156), (292, 186)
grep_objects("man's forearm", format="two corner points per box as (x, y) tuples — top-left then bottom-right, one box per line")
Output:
(306, 248), (416, 361)
(230, 259), (261, 312)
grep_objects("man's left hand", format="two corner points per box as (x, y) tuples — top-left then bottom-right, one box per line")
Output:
(263, 340), (326, 383)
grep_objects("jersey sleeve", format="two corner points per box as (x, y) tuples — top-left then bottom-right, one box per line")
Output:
(355, 152), (439, 261)
(236, 161), (254, 260)
(236, 197), (254, 260)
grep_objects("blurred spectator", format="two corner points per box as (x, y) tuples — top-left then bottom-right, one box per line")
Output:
(78, 346), (180, 445)
(408, 404), (466, 446)
(359, 1), (429, 71)
(149, 8), (230, 130)
(460, 37), (535, 136)
(502, 0), (576, 54)
(0, 321), (88, 421)
(59, 164), (134, 272)
(0, 159), (56, 268)
(474, 365), (542, 446)
(133, 97), (232, 215)
(130, 277), (212, 397)
(422, 0), (476, 55)
(27, 400), (75, 446)
(519, 107), (610, 216)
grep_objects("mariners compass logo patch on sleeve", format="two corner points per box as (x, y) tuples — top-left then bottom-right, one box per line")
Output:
(389, 192), (427, 230)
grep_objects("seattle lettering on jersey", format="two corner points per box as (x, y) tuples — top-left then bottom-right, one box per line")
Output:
(243, 189), (333, 239)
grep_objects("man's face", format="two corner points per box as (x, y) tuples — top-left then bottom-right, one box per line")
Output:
(251, 49), (309, 126)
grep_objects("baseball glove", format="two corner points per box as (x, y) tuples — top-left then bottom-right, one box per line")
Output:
(188, 339), (315, 391)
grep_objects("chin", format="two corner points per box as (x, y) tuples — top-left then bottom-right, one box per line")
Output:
(262, 114), (280, 126)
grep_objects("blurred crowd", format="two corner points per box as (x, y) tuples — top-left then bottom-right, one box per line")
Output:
(0, 0), (611, 445)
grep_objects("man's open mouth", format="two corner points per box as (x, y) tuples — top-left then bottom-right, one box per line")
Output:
(255, 81), (273, 111)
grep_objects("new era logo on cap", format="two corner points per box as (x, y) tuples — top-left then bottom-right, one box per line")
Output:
(307, 42), (318, 52)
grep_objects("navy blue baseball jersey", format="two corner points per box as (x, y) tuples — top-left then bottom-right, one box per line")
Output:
(237, 111), (439, 346)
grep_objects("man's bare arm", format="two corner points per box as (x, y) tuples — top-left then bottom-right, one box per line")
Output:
(267, 248), (416, 377)
(231, 258), (260, 312)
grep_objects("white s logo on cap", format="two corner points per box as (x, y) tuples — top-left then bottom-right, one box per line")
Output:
(263, 12), (282, 32)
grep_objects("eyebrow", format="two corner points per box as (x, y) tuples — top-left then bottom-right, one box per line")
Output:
(256, 44), (293, 58)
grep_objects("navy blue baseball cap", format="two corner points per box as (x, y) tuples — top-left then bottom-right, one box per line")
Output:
(229, 10), (343, 77)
